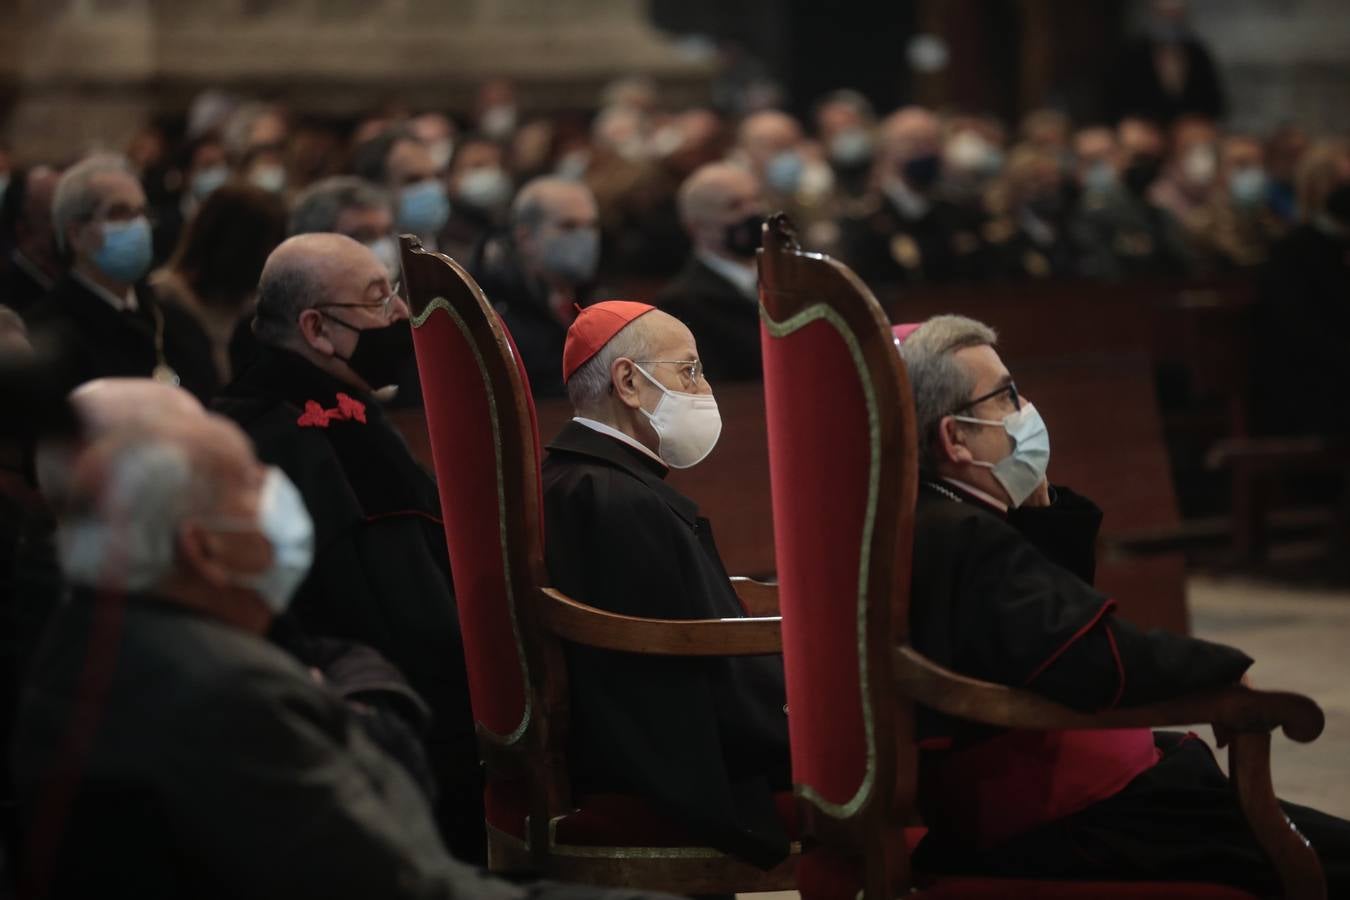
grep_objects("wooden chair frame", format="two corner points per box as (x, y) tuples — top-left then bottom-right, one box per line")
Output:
(400, 236), (797, 895)
(756, 214), (1327, 900)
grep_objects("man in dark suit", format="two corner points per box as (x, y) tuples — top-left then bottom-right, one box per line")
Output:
(0, 165), (62, 314)
(14, 412), (673, 900)
(24, 155), (216, 402)
(655, 162), (766, 382)
(838, 106), (990, 289)
(469, 177), (602, 397)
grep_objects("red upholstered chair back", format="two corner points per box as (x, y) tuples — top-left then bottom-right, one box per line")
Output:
(757, 216), (920, 882)
(400, 236), (556, 791)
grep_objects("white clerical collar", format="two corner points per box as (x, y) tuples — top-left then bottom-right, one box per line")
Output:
(11, 249), (54, 292)
(72, 269), (137, 312)
(882, 177), (931, 221)
(572, 417), (666, 467)
(941, 476), (1008, 513)
(696, 248), (758, 300)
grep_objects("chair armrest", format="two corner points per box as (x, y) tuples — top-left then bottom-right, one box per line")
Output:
(893, 644), (1324, 743)
(730, 577), (779, 616)
(896, 644), (1328, 898)
(537, 587), (782, 656)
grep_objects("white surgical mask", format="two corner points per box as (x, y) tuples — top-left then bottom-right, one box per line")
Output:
(208, 467), (315, 613)
(952, 403), (1050, 508)
(634, 364), (722, 469)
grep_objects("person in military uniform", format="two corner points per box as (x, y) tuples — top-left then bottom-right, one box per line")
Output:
(1069, 118), (1195, 280)
(838, 106), (990, 289)
(982, 146), (1080, 279)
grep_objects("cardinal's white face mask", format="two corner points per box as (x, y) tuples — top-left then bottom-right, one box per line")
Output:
(633, 364), (722, 469)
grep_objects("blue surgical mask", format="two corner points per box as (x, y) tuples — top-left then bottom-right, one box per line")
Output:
(93, 216), (153, 284)
(540, 226), (600, 284)
(1083, 161), (1118, 194)
(765, 150), (805, 195)
(211, 467), (315, 613)
(829, 128), (874, 168)
(952, 403), (1050, 508)
(398, 179), (451, 235)
(190, 164), (230, 201)
(1229, 167), (1269, 210)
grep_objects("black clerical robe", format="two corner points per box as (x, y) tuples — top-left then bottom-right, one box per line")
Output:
(909, 478), (1350, 895)
(541, 420), (791, 868)
(213, 346), (480, 860)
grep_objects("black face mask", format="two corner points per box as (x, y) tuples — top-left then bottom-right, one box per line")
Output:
(324, 315), (413, 389)
(1026, 191), (1064, 222)
(902, 154), (942, 192)
(1123, 154), (1164, 196)
(1326, 183), (1350, 225)
(724, 213), (765, 259)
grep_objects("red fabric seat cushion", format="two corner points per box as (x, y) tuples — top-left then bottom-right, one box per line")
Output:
(485, 778), (798, 848)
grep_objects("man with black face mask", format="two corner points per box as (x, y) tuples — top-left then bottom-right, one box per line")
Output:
(654, 162), (767, 381)
(213, 233), (482, 863)
(1071, 117), (1195, 279)
(838, 105), (991, 288)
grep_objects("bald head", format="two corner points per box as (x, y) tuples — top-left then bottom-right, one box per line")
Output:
(254, 232), (386, 345)
(510, 177), (600, 283)
(879, 106), (942, 165)
(70, 378), (204, 439)
(38, 378), (206, 512)
(678, 162), (765, 257)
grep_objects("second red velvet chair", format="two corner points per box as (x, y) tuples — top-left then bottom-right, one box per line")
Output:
(756, 213), (1327, 900)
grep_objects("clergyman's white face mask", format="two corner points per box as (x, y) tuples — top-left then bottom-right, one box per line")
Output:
(633, 363), (722, 469)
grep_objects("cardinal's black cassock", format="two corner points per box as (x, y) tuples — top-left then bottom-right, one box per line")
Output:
(541, 420), (791, 869)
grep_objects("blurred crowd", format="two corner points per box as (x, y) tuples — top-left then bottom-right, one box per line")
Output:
(1, 68), (1348, 401)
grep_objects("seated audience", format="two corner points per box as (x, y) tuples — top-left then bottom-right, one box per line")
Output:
(288, 175), (398, 276)
(814, 89), (877, 202)
(542, 301), (791, 868)
(0, 166), (62, 313)
(13, 413), (672, 900)
(735, 109), (837, 250)
(441, 134), (513, 263)
(470, 176), (601, 397)
(655, 162), (766, 381)
(1190, 134), (1285, 270)
(25, 155), (217, 402)
(1071, 117), (1194, 279)
(150, 183), (287, 384)
(351, 126), (451, 248)
(897, 314), (1350, 894)
(1148, 115), (1220, 235)
(839, 106), (990, 286)
(982, 147), (1079, 279)
(214, 234), (479, 859)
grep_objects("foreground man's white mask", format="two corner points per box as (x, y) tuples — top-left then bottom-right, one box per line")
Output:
(633, 364), (722, 469)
